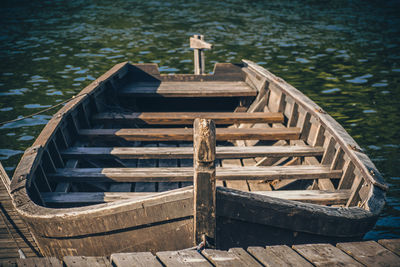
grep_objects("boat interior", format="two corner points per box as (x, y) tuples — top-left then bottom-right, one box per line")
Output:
(21, 61), (385, 212)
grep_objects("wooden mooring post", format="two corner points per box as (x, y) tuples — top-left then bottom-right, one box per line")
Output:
(193, 118), (216, 248)
(190, 35), (212, 75)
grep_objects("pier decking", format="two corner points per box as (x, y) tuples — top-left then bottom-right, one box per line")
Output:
(0, 164), (40, 261)
(0, 239), (399, 266)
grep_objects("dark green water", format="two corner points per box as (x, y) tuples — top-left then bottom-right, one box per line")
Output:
(0, 0), (399, 239)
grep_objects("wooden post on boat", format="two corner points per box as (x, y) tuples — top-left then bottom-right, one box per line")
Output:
(193, 118), (216, 248)
(190, 35), (212, 75)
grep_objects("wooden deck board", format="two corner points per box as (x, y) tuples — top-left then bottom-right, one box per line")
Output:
(201, 249), (251, 267)
(4, 239), (400, 265)
(62, 145), (324, 160)
(247, 245), (313, 267)
(293, 243), (363, 267)
(111, 252), (162, 267)
(79, 127), (301, 141)
(120, 81), (257, 97)
(93, 112), (284, 125)
(63, 256), (110, 267)
(378, 239), (400, 256)
(156, 250), (212, 267)
(0, 163), (40, 260)
(337, 240), (400, 267)
(49, 165), (342, 183)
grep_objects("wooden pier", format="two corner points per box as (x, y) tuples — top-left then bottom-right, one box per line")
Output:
(0, 238), (398, 266)
(0, 164), (40, 261)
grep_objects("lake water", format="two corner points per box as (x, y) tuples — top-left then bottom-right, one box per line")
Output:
(0, 0), (399, 240)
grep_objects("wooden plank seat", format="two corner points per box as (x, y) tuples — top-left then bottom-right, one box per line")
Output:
(79, 127), (301, 141)
(41, 192), (156, 204)
(253, 189), (351, 205)
(62, 145), (324, 159)
(41, 189), (350, 205)
(119, 81), (257, 97)
(48, 165), (342, 183)
(92, 112), (284, 125)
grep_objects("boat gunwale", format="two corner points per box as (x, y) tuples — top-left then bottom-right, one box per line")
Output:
(243, 60), (386, 214)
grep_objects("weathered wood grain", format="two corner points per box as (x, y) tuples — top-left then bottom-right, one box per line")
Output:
(156, 250), (211, 267)
(247, 245), (312, 267)
(228, 248), (261, 266)
(63, 256), (110, 267)
(337, 240), (400, 267)
(79, 127), (301, 141)
(120, 81), (257, 97)
(293, 243), (363, 267)
(93, 112), (284, 125)
(16, 257), (62, 267)
(41, 192), (157, 204)
(201, 249), (249, 267)
(49, 165), (342, 183)
(61, 145), (324, 160)
(111, 252), (162, 267)
(193, 119), (216, 246)
(378, 239), (400, 256)
(252, 189), (351, 205)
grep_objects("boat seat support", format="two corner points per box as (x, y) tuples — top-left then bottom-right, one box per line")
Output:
(193, 118), (216, 248)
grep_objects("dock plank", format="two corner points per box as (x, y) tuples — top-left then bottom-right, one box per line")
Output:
(228, 248), (261, 266)
(16, 257), (62, 267)
(378, 239), (400, 256)
(247, 245), (312, 267)
(93, 112), (284, 125)
(293, 243), (363, 267)
(337, 240), (400, 267)
(63, 256), (110, 267)
(62, 145), (324, 160)
(156, 250), (211, 267)
(120, 81), (257, 97)
(79, 127), (301, 141)
(111, 252), (162, 267)
(49, 165), (342, 183)
(201, 249), (246, 267)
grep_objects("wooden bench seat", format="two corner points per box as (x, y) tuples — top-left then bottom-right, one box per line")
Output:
(79, 127), (301, 141)
(119, 81), (257, 97)
(41, 189), (350, 206)
(92, 111), (284, 125)
(62, 145), (324, 159)
(49, 165), (342, 183)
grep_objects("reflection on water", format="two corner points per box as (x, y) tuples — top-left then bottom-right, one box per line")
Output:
(0, 0), (399, 239)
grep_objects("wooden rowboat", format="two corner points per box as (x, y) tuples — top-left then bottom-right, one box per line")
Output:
(7, 59), (387, 258)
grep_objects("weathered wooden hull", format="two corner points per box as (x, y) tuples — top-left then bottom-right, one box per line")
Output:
(9, 60), (386, 258)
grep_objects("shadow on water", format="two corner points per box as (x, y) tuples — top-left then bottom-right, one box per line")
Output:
(0, 0), (399, 239)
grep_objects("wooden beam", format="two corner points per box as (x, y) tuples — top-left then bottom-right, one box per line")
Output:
(193, 118), (216, 247)
(41, 192), (157, 204)
(79, 127), (301, 141)
(252, 189), (351, 205)
(119, 81), (257, 97)
(62, 145), (324, 160)
(92, 112), (284, 125)
(49, 165), (342, 183)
